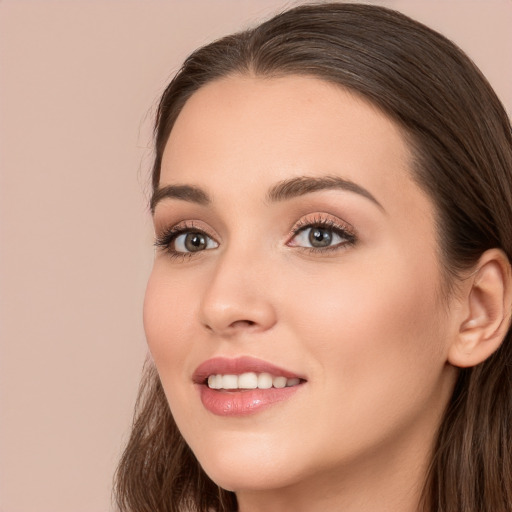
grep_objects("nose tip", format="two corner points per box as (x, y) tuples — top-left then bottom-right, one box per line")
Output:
(199, 264), (277, 337)
(201, 299), (276, 336)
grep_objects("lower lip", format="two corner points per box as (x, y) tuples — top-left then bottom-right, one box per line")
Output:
(198, 384), (302, 416)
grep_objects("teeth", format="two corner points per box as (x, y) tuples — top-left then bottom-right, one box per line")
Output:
(273, 376), (287, 388)
(238, 372), (258, 389)
(257, 373), (273, 389)
(222, 374), (238, 389)
(207, 375), (223, 389)
(207, 372), (302, 390)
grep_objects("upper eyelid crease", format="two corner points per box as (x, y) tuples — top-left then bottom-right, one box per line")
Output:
(150, 175), (384, 214)
(155, 221), (215, 242)
(289, 217), (356, 243)
(291, 214), (355, 234)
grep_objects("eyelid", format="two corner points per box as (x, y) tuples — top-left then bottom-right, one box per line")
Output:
(154, 213), (356, 259)
(154, 220), (219, 256)
(286, 213), (358, 257)
(287, 213), (356, 240)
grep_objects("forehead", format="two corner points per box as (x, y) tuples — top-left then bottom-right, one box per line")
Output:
(160, 74), (431, 221)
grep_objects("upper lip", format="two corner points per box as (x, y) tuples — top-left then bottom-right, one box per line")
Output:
(193, 356), (305, 384)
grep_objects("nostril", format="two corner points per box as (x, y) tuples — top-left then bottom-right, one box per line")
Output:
(230, 320), (256, 328)
(203, 319), (256, 332)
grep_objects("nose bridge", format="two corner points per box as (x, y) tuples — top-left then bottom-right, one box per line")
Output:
(199, 240), (277, 335)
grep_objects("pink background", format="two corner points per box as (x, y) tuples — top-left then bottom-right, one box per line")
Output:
(0, 1), (510, 511)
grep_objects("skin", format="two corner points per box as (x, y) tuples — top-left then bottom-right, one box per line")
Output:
(144, 75), (462, 512)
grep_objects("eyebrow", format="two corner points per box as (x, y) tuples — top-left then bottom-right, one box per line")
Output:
(150, 184), (210, 213)
(150, 175), (384, 214)
(266, 175), (384, 210)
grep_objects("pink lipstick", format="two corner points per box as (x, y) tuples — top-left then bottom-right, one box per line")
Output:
(193, 356), (305, 416)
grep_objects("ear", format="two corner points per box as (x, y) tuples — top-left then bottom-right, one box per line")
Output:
(448, 249), (512, 368)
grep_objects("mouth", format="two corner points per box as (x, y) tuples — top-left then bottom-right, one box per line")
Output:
(193, 356), (306, 416)
(206, 372), (302, 390)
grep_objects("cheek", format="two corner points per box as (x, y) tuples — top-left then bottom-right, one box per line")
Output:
(143, 265), (207, 428)
(286, 253), (447, 406)
(293, 255), (440, 333)
(143, 267), (194, 376)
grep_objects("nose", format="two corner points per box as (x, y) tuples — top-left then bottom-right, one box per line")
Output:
(199, 248), (277, 337)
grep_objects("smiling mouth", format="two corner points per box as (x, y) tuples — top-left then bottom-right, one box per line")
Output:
(194, 357), (306, 415)
(206, 372), (303, 390)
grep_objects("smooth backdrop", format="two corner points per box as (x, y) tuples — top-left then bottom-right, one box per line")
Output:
(1, 1), (511, 511)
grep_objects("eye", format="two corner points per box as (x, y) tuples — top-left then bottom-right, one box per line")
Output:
(154, 222), (219, 258)
(293, 226), (343, 248)
(288, 217), (356, 252)
(174, 231), (218, 253)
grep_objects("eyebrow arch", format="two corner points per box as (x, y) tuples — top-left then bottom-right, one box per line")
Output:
(150, 175), (384, 214)
(266, 175), (385, 211)
(150, 184), (210, 213)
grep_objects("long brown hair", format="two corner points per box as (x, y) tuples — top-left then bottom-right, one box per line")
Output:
(114, 3), (512, 511)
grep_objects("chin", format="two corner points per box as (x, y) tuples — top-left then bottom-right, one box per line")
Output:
(188, 431), (304, 492)
(202, 459), (299, 494)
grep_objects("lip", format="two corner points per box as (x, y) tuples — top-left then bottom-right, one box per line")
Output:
(193, 356), (304, 383)
(193, 356), (306, 416)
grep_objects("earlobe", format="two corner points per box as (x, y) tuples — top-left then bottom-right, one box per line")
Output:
(448, 249), (512, 368)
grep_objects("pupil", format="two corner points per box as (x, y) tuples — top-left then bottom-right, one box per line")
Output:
(185, 232), (206, 251)
(309, 228), (332, 247)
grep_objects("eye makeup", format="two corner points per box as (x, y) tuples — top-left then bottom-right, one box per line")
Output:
(154, 211), (357, 261)
(286, 213), (357, 254)
(154, 220), (219, 261)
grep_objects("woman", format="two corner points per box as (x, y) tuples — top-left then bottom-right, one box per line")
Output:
(115, 3), (512, 511)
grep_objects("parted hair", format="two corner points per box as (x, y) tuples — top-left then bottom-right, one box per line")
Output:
(114, 3), (512, 511)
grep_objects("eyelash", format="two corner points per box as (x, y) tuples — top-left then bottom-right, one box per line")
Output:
(288, 215), (357, 254)
(154, 221), (213, 261)
(154, 215), (357, 260)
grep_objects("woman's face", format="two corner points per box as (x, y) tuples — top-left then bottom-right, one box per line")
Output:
(144, 76), (458, 496)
